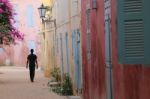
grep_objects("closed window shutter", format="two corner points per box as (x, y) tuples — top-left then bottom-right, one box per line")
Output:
(27, 5), (34, 27)
(117, 0), (150, 64)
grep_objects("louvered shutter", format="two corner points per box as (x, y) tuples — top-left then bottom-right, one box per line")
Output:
(117, 0), (150, 64)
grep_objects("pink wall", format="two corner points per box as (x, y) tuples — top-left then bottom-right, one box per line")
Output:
(0, 0), (42, 66)
(111, 0), (150, 99)
(81, 0), (106, 99)
(81, 0), (150, 99)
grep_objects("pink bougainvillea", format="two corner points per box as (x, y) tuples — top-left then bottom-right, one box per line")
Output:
(0, 0), (24, 45)
(0, 8), (4, 13)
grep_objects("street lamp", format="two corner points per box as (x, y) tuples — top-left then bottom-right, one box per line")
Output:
(38, 4), (46, 21)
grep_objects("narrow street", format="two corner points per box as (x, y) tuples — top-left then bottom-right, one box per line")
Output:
(1, 0), (150, 99)
(0, 66), (67, 99)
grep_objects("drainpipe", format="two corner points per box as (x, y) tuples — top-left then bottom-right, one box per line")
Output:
(41, 19), (46, 71)
(104, 0), (113, 99)
(105, 17), (113, 99)
(68, 0), (71, 74)
(54, 19), (57, 67)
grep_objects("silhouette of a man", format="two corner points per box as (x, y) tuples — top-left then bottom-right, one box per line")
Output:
(26, 49), (38, 82)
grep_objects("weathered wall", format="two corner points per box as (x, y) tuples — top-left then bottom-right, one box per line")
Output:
(81, 0), (106, 99)
(81, 0), (150, 99)
(52, 0), (82, 94)
(41, 0), (54, 77)
(111, 0), (150, 99)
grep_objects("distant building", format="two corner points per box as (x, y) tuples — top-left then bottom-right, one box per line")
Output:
(0, 0), (42, 66)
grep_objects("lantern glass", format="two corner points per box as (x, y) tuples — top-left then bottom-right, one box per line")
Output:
(38, 4), (46, 19)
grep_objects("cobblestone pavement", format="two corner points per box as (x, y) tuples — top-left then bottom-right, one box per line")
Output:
(0, 66), (67, 99)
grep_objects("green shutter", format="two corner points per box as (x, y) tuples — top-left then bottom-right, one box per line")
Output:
(117, 0), (150, 64)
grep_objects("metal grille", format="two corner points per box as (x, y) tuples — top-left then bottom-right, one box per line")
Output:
(124, 0), (143, 13)
(124, 19), (144, 59)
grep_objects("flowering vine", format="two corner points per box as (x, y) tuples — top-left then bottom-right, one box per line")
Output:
(0, 0), (24, 45)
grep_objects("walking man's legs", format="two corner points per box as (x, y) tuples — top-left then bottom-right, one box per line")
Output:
(30, 68), (35, 82)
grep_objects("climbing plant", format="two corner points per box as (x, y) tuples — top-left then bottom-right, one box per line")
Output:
(0, 0), (23, 45)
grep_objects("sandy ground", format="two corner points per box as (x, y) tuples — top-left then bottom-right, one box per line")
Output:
(0, 66), (67, 99)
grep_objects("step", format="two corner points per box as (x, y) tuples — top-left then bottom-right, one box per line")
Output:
(68, 96), (81, 99)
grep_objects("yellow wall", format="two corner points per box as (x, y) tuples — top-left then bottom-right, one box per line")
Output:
(42, 0), (50, 5)
(52, 0), (82, 95)
(41, 0), (56, 77)
(42, 0), (53, 6)
(41, 0), (82, 95)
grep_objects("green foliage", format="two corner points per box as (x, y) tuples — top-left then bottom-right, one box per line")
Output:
(52, 86), (63, 94)
(50, 67), (61, 82)
(0, 0), (24, 45)
(51, 73), (73, 96)
(61, 73), (73, 95)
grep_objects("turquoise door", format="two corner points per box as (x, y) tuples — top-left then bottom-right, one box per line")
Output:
(72, 30), (82, 90)
(60, 33), (64, 76)
(65, 33), (70, 75)
(0, 48), (4, 54)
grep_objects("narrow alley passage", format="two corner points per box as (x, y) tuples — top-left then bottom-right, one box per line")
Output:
(0, 66), (67, 99)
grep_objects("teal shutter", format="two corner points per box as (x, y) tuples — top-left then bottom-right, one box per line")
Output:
(27, 5), (34, 27)
(117, 0), (150, 64)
